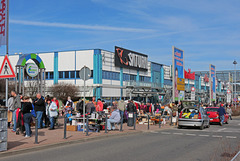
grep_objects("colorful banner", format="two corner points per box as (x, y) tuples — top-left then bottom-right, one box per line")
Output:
(184, 69), (195, 80)
(172, 46), (184, 101)
(209, 64), (216, 102)
(0, 0), (7, 46)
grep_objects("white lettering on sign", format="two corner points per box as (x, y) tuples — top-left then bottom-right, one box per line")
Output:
(128, 52), (148, 69)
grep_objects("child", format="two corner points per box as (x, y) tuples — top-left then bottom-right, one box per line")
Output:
(66, 110), (73, 125)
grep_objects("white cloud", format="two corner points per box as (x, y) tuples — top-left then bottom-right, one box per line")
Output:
(10, 19), (156, 33)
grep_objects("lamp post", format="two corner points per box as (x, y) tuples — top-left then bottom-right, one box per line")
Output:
(233, 60), (237, 109)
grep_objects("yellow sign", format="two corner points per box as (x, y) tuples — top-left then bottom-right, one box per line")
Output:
(177, 78), (185, 91)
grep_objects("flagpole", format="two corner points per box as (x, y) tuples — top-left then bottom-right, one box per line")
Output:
(5, 0), (9, 106)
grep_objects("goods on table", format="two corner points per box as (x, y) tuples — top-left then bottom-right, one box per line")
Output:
(67, 125), (77, 131)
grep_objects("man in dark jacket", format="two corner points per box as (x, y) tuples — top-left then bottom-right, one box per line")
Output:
(34, 93), (45, 129)
(217, 104), (226, 126)
(126, 100), (136, 127)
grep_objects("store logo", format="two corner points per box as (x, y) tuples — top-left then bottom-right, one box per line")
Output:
(116, 48), (129, 65)
(26, 63), (38, 77)
(115, 47), (148, 71)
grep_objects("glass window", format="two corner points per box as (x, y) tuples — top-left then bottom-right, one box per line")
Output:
(70, 71), (75, 78)
(76, 71), (80, 78)
(49, 72), (54, 79)
(65, 71), (69, 78)
(59, 71), (63, 79)
(45, 72), (49, 79)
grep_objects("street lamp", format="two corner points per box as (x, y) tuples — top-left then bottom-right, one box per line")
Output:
(233, 60), (237, 109)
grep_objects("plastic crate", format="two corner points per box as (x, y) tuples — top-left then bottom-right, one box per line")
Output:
(0, 142), (7, 152)
(0, 120), (7, 130)
(0, 108), (7, 119)
(0, 131), (7, 142)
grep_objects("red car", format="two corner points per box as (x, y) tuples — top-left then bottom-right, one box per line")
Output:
(206, 107), (229, 124)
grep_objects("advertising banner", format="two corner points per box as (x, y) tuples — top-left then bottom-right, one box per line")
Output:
(115, 46), (148, 71)
(0, 0), (7, 46)
(172, 46), (184, 102)
(209, 64), (216, 103)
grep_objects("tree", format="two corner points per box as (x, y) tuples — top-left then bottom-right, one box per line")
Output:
(49, 83), (79, 103)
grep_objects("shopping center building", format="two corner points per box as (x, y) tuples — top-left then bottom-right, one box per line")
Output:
(0, 47), (227, 103)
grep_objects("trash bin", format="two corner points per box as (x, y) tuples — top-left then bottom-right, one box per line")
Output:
(0, 107), (8, 152)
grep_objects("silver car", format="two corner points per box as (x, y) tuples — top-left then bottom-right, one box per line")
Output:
(178, 106), (210, 130)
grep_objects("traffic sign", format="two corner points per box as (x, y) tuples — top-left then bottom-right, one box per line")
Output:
(79, 66), (91, 81)
(227, 89), (231, 94)
(191, 87), (195, 92)
(0, 55), (16, 78)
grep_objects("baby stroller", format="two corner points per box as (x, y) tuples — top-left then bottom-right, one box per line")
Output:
(16, 108), (25, 135)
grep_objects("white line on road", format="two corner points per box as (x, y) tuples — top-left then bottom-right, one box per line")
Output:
(217, 128), (226, 132)
(226, 136), (237, 139)
(185, 134), (196, 136)
(212, 135), (223, 138)
(150, 131), (158, 134)
(161, 132), (171, 134)
(199, 135), (209, 137)
(173, 133), (183, 135)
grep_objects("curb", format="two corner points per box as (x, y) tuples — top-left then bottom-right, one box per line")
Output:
(0, 126), (173, 158)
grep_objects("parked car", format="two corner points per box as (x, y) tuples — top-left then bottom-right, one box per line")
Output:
(178, 106), (210, 130)
(205, 107), (229, 124)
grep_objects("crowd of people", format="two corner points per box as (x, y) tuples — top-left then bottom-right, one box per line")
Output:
(6, 91), (236, 137)
(7, 91), (61, 137)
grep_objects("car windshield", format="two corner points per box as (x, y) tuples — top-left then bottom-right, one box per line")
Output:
(206, 108), (218, 112)
(182, 101), (198, 107)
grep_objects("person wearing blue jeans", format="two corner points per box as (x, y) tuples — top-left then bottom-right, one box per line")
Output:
(36, 111), (43, 129)
(10, 91), (21, 133)
(22, 96), (33, 137)
(217, 104), (226, 126)
(12, 110), (17, 132)
(34, 93), (45, 129)
(46, 99), (58, 130)
(107, 106), (121, 131)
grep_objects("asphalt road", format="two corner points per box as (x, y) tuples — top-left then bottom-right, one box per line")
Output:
(1, 118), (240, 161)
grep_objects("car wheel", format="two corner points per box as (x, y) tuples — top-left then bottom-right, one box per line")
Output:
(178, 125), (182, 129)
(207, 123), (210, 128)
(225, 121), (228, 124)
(200, 123), (204, 130)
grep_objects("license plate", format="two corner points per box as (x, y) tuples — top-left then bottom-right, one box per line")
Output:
(210, 119), (213, 121)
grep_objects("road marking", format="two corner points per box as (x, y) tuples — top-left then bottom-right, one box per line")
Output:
(226, 136), (237, 139)
(150, 131), (158, 134)
(186, 134), (196, 136)
(212, 135), (222, 138)
(161, 132), (171, 134)
(199, 135), (209, 137)
(224, 131), (233, 132)
(238, 123), (240, 125)
(217, 128), (226, 132)
(173, 133), (183, 135)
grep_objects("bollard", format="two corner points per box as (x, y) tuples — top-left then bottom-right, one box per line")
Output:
(64, 116), (67, 139)
(133, 112), (136, 130)
(105, 116), (108, 133)
(159, 115), (161, 128)
(86, 116), (89, 136)
(35, 117), (38, 144)
(148, 115), (150, 130)
(120, 111), (123, 131)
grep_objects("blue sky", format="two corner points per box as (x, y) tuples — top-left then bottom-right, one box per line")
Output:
(1, 0), (240, 71)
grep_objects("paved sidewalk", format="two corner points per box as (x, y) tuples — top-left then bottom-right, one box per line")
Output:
(2, 118), (172, 154)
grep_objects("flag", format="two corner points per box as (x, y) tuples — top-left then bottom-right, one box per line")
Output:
(0, 0), (7, 46)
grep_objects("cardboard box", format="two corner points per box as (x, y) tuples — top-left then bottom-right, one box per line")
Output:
(67, 125), (77, 131)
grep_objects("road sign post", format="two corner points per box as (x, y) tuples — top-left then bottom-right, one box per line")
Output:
(0, 55), (16, 106)
(79, 66), (91, 134)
